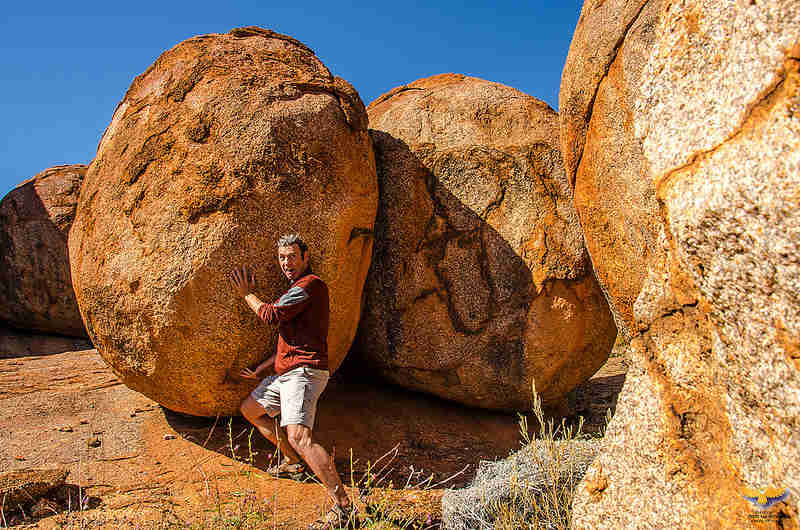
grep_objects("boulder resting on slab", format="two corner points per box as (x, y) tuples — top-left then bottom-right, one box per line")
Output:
(353, 74), (616, 411)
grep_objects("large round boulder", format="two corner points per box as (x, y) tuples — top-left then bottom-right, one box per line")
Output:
(572, 1), (800, 527)
(559, 0), (664, 336)
(69, 27), (377, 416)
(354, 74), (616, 411)
(0, 165), (88, 337)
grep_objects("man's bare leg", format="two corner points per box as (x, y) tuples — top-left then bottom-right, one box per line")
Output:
(286, 424), (350, 507)
(240, 396), (302, 465)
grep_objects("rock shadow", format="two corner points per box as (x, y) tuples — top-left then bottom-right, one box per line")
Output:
(570, 370), (628, 435)
(0, 483), (102, 526)
(163, 375), (522, 489)
(0, 326), (93, 359)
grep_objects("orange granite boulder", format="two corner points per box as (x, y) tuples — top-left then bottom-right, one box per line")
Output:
(570, 1), (800, 527)
(0, 165), (88, 337)
(559, 0), (664, 336)
(354, 74), (616, 411)
(69, 27), (377, 416)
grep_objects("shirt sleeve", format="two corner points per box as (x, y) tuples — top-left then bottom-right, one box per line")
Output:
(258, 283), (312, 325)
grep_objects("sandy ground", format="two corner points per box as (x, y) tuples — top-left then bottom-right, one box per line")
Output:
(1, 328), (626, 528)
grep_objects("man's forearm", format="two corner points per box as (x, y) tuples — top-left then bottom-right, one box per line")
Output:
(256, 354), (276, 375)
(244, 293), (265, 315)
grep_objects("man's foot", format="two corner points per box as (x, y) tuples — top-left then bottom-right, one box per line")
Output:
(308, 502), (359, 529)
(267, 458), (307, 480)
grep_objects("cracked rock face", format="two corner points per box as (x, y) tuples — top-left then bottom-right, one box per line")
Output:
(354, 74), (616, 411)
(559, 0), (665, 337)
(572, 1), (800, 527)
(69, 27), (377, 416)
(0, 165), (88, 337)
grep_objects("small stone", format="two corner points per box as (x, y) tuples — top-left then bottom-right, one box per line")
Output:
(79, 420), (89, 425)
(13, 456), (25, 461)
(163, 434), (177, 440)
(87, 437), (101, 448)
(57, 426), (73, 432)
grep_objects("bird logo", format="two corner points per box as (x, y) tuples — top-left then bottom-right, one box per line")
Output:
(741, 486), (789, 511)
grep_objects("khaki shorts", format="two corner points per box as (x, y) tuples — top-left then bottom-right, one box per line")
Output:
(250, 366), (329, 428)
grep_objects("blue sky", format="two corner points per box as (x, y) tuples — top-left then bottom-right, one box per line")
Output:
(1, 1), (582, 198)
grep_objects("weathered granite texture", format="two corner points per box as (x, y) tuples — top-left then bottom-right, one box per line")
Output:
(0, 165), (88, 337)
(559, 0), (664, 337)
(572, 1), (800, 528)
(69, 27), (377, 416)
(355, 74), (615, 411)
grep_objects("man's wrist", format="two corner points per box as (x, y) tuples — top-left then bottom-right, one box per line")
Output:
(244, 293), (264, 314)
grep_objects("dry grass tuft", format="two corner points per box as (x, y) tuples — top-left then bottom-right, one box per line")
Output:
(441, 387), (600, 529)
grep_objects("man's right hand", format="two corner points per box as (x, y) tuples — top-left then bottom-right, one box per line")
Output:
(230, 266), (256, 297)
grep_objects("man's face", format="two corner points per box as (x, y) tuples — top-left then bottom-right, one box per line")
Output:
(278, 244), (309, 282)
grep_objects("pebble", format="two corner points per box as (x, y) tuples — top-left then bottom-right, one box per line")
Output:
(87, 437), (101, 448)
(163, 434), (177, 440)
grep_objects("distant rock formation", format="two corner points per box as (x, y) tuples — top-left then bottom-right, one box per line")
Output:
(69, 27), (377, 416)
(0, 165), (88, 338)
(559, 0), (664, 337)
(354, 74), (616, 411)
(570, 1), (800, 527)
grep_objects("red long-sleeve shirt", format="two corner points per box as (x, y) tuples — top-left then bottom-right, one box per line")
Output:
(257, 271), (330, 375)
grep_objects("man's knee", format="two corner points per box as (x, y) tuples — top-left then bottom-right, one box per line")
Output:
(240, 396), (264, 420)
(286, 424), (313, 452)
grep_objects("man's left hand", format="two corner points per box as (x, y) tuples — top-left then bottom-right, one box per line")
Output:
(239, 367), (260, 380)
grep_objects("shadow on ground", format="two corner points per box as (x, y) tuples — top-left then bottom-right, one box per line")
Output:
(164, 377), (524, 490)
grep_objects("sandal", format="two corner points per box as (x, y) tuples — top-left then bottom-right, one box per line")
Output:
(308, 502), (359, 529)
(267, 458), (307, 480)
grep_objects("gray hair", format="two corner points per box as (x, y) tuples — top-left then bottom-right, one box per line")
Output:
(277, 233), (308, 255)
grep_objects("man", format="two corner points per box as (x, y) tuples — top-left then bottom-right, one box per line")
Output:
(230, 234), (356, 529)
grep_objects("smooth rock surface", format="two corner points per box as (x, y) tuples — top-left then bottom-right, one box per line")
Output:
(0, 165), (88, 338)
(572, 2), (800, 527)
(69, 27), (377, 416)
(355, 74), (615, 411)
(559, 0), (664, 336)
